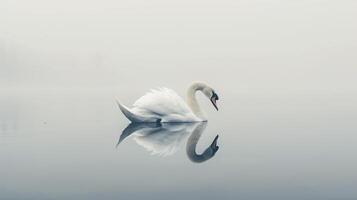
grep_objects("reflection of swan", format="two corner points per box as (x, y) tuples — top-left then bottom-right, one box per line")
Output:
(118, 122), (219, 162)
(116, 82), (219, 123)
(186, 123), (219, 163)
(118, 123), (196, 156)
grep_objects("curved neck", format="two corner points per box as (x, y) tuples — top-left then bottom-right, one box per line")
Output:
(186, 82), (206, 120)
(186, 122), (219, 163)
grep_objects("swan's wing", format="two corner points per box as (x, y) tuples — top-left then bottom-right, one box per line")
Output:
(117, 100), (153, 122)
(133, 88), (194, 119)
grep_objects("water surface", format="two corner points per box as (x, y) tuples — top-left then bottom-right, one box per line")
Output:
(1, 89), (356, 200)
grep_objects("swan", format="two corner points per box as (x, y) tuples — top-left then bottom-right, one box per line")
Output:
(116, 82), (219, 122)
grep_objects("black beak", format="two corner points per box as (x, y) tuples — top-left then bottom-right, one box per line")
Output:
(210, 91), (219, 111)
(211, 98), (218, 111)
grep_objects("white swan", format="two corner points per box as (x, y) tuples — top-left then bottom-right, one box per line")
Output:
(116, 82), (219, 122)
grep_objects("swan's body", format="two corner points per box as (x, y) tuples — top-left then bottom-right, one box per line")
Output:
(117, 88), (200, 122)
(117, 82), (219, 123)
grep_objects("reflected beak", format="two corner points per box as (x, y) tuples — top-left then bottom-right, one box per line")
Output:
(210, 135), (219, 152)
(210, 97), (218, 111)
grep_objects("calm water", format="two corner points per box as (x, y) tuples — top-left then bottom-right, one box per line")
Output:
(2, 0), (357, 198)
(0, 88), (356, 200)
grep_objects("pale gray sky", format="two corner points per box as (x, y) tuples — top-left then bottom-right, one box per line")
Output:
(1, 0), (356, 93)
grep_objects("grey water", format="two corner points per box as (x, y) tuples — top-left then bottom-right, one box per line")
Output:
(1, 87), (356, 200)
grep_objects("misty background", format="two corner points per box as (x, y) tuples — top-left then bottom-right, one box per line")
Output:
(1, 0), (356, 93)
(1, 1), (357, 200)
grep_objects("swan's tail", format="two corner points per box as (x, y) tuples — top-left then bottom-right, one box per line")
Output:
(116, 99), (146, 122)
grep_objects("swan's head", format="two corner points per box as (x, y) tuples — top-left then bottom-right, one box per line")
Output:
(202, 87), (219, 111)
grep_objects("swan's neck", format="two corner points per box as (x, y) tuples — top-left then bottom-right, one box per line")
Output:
(186, 83), (206, 120)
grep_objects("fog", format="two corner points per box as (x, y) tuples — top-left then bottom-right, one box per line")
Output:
(1, 0), (356, 93)
(1, 1), (357, 199)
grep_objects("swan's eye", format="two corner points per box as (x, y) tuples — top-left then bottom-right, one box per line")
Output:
(211, 91), (219, 100)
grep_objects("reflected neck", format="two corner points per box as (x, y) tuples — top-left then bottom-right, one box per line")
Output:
(186, 122), (213, 163)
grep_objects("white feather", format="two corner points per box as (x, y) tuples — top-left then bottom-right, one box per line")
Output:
(117, 82), (216, 122)
(118, 88), (200, 122)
